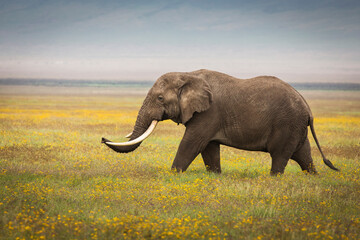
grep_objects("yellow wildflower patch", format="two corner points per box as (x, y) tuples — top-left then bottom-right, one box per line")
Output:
(0, 94), (359, 239)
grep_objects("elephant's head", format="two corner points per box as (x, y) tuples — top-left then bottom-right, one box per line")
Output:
(102, 72), (213, 153)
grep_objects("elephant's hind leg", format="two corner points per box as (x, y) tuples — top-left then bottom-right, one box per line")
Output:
(201, 141), (221, 173)
(270, 154), (290, 175)
(291, 138), (317, 174)
(268, 131), (296, 175)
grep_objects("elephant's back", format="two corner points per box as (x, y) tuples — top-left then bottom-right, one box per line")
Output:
(239, 76), (311, 122)
(210, 75), (311, 151)
(192, 69), (312, 124)
(193, 70), (306, 106)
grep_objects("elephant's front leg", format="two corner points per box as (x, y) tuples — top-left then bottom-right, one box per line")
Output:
(171, 130), (212, 173)
(201, 141), (221, 173)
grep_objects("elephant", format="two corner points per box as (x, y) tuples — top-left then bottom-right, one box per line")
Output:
(101, 69), (339, 175)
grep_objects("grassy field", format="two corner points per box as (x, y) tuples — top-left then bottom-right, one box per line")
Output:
(0, 88), (359, 239)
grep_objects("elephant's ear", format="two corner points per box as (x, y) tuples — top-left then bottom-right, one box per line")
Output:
(178, 75), (213, 124)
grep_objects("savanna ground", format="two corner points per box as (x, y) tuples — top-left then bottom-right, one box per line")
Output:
(0, 86), (359, 239)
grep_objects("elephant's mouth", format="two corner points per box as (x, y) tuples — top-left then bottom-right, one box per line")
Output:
(171, 116), (181, 124)
(162, 111), (181, 124)
(162, 111), (170, 120)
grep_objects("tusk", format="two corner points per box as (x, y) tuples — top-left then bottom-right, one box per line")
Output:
(125, 132), (133, 138)
(105, 120), (158, 146)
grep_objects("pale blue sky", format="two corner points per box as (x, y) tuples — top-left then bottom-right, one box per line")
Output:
(0, 0), (359, 82)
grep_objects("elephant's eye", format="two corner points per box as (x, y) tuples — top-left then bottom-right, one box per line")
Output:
(158, 95), (164, 102)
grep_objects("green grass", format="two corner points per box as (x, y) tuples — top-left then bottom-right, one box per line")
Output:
(0, 92), (359, 239)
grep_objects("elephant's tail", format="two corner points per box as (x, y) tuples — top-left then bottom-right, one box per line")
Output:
(309, 117), (339, 171)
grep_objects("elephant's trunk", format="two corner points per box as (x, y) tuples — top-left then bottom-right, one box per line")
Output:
(102, 97), (158, 153)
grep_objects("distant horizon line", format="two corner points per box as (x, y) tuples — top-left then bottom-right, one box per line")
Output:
(1, 78), (360, 91)
(1, 77), (359, 84)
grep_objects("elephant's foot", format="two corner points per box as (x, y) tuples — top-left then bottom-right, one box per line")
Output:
(291, 139), (318, 174)
(205, 165), (221, 174)
(270, 155), (289, 175)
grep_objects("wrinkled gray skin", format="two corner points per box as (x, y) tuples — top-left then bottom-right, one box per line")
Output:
(102, 69), (339, 175)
